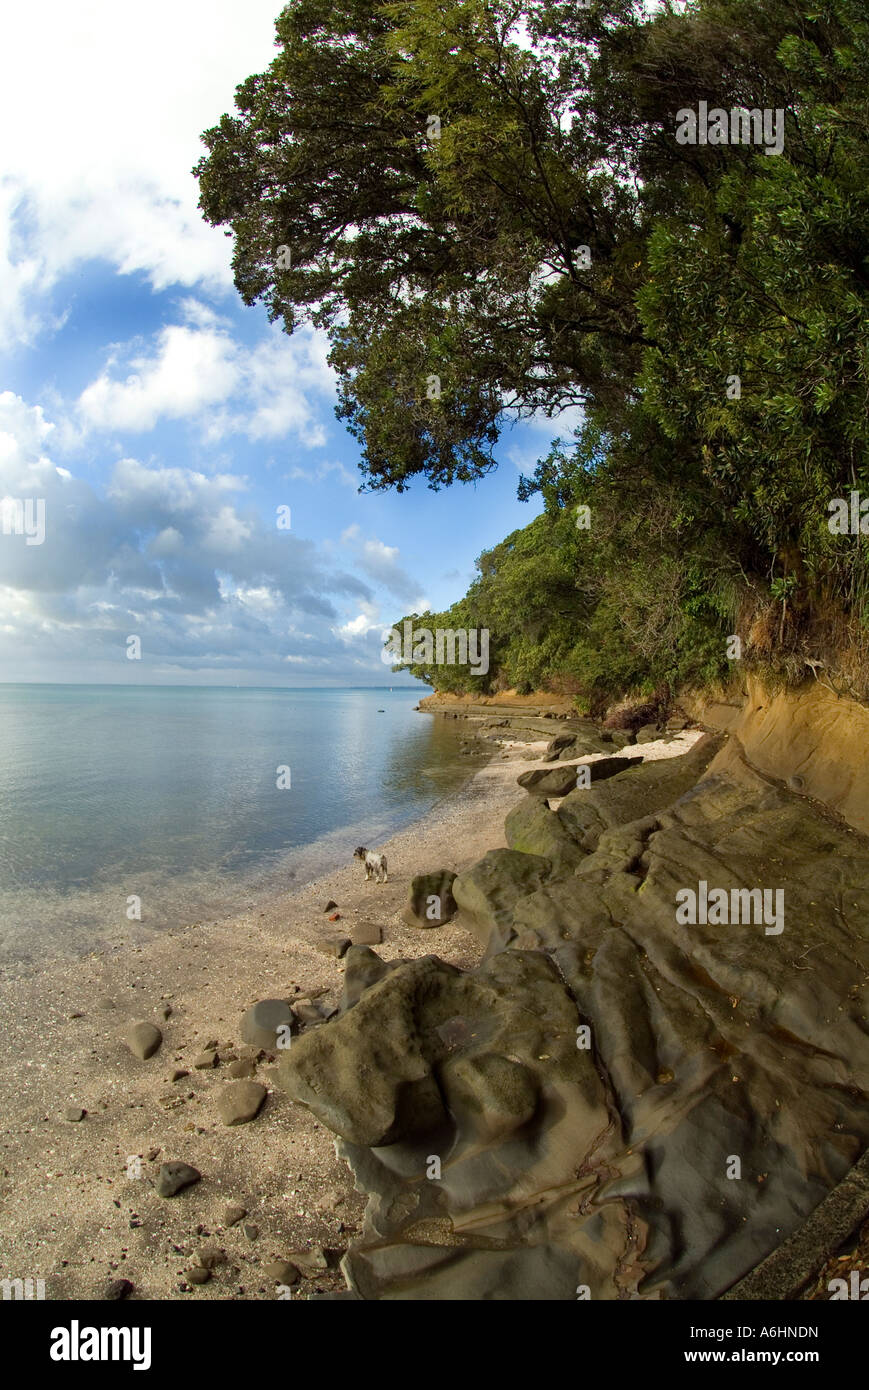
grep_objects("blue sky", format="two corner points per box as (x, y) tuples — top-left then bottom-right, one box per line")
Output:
(0, 0), (577, 686)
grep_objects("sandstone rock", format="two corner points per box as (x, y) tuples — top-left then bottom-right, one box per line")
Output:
(217, 1080), (267, 1126)
(224, 1205), (246, 1227)
(104, 1278), (134, 1300)
(517, 754), (642, 798)
(452, 848), (552, 950)
(228, 1058), (256, 1079)
(262, 1260), (300, 1284)
(155, 1161), (201, 1198)
(241, 999), (295, 1050)
(125, 1020), (162, 1060)
(504, 798), (586, 875)
(402, 870), (458, 929)
(317, 936), (351, 959)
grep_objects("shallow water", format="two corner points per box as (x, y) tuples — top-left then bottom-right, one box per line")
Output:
(0, 683), (470, 965)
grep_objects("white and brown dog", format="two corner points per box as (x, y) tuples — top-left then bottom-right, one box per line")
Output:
(354, 846), (388, 883)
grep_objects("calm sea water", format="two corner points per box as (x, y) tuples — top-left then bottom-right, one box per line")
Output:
(0, 684), (470, 967)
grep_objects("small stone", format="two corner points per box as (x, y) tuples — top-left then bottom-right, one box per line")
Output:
(125, 1021), (163, 1060)
(155, 1161), (201, 1198)
(69, 1011), (84, 1019)
(228, 1058), (256, 1079)
(187, 1266), (211, 1285)
(65, 1106), (86, 1122)
(324, 900), (338, 912)
(316, 1189), (345, 1213)
(288, 1246), (330, 1273)
(262, 1260), (300, 1285)
(194, 1051), (218, 1069)
(317, 936), (351, 959)
(146, 1147), (160, 1161)
(292, 1002), (326, 1025)
(240, 999), (295, 1051)
(327, 911), (342, 921)
(195, 1246), (226, 1269)
(170, 1069), (189, 1082)
(217, 1080), (267, 1127)
(204, 1039), (218, 1050)
(243, 1223), (259, 1242)
(224, 1205), (246, 1227)
(104, 1278), (134, 1300)
(158, 1004), (172, 1020)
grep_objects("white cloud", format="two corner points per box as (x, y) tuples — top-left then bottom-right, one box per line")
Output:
(76, 316), (335, 446)
(0, 391), (392, 681)
(0, 1), (284, 352)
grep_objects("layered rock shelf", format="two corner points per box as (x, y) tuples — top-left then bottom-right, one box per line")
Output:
(279, 708), (869, 1300)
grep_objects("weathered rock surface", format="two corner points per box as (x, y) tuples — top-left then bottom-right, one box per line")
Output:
(504, 797), (586, 876)
(125, 1020), (162, 1060)
(517, 754), (643, 798)
(273, 728), (869, 1300)
(217, 1080), (267, 1126)
(240, 999), (294, 1051)
(403, 870), (458, 928)
(155, 1162), (201, 1198)
(451, 848), (552, 951)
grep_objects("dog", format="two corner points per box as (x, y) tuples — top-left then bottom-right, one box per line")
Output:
(354, 846), (388, 883)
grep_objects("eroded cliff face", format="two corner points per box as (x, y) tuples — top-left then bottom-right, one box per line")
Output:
(277, 693), (869, 1300)
(688, 675), (869, 836)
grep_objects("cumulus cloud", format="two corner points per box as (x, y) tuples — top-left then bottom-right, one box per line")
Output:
(75, 315), (334, 446)
(0, 391), (389, 681)
(0, 1), (284, 353)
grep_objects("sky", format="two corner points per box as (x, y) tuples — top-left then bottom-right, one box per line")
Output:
(0, 0), (576, 687)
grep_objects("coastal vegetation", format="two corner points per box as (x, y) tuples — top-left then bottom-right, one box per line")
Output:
(196, 0), (869, 705)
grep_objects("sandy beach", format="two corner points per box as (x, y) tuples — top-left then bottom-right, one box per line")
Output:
(0, 731), (540, 1300)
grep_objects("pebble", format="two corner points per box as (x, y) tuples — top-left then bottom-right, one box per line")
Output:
(224, 1205), (246, 1227)
(125, 1021), (163, 1060)
(196, 1246), (226, 1269)
(218, 1081), (267, 1126)
(187, 1266), (211, 1285)
(194, 1051), (218, 1069)
(65, 1106), (86, 1122)
(104, 1278), (134, 1300)
(262, 1260), (300, 1285)
(155, 1161), (201, 1198)
(317, 937), (351, 959)
(243, 1223), (259, 1242)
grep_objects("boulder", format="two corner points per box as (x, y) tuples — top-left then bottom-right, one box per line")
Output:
(452, 848), (552, 950)
(504, 797), (586, 875)
(517, 754), (643, 798)
(402, 870), (458, 928)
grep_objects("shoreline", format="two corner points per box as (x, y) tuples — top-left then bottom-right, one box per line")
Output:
(0, 729), (552, 1300)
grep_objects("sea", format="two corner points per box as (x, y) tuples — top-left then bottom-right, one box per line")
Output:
(0, 683), (472, 968)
